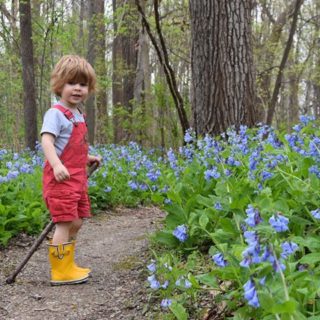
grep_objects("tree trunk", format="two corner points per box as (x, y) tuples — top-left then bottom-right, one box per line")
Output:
(112, 0), (125, 143)
(113, 0), (138, 143)
(266, 0), (304, 126)
(95, 0), (108, 144)
(122, 1), (138, 141)
(86, 0), (99, 144)
(189, 0), (257, 137)
(134, 1), (151, 145)
(256, 2), (296, 123)
(19, 0), (38, 150)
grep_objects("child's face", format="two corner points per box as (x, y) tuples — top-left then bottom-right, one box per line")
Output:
(60, 81), (89, 108)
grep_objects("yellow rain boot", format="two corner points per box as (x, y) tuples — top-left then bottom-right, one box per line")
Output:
(70, 240), (91, 275)
(48, 242), (89, 286)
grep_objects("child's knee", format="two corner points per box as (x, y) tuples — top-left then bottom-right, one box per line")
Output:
(71, 218), (83, 230)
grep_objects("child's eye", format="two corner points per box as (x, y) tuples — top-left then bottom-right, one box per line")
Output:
(80, 83), (88, 87)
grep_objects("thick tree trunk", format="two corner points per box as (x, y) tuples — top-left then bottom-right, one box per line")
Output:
(113, 0), (138, 143)
(189, 0), (257, 136)
(19, 0), (38, 150)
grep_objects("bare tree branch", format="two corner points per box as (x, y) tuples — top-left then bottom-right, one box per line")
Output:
(135, 0), (189, 135)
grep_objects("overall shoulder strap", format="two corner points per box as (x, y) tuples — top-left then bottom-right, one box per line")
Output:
(52, 105), (75, 123)
(77, 107), (87, 126)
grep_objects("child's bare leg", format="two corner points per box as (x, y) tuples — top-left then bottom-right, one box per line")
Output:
(69, 218), (83, 240)
(52, 222), (72, 244)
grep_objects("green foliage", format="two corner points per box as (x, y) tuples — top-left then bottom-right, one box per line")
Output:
(0, 151), (47, 246)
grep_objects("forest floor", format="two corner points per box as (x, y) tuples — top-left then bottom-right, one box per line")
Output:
(0, 207), (165, 320)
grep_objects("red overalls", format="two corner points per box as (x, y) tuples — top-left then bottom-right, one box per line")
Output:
(43, 105), (91, 223)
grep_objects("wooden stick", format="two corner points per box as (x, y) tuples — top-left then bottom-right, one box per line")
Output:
(5, 162), (99, 284)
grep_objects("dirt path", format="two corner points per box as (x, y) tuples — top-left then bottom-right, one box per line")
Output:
(0, 207), (164, 320)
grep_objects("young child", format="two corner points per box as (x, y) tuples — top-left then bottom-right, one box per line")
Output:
(41, 55), (101, 285)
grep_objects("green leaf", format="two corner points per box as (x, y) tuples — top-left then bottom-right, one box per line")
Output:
(196, 195), (214, 208)
(199, 214), (209, 229)
(153, 231), (178, 248)
(273, 199), (290, 213)
(169, 301), (188, 320)
(195, 272), (219, 288)
(165, 203), (187, 227)
(292, 236), (320, 251)
(299, 253), (320, 264)
(270, 299), (297, 315)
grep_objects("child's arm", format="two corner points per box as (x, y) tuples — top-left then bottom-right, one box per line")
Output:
(42, 133), (70, 182)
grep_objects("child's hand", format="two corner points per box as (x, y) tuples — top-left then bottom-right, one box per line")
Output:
(87, 155), (102, 167)
(53, 163), (70, 182)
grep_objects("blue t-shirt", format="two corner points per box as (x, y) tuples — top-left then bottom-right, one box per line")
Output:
(40, 103), (85, 156)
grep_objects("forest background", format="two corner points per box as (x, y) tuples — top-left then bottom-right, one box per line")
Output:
(0, 0), (317, 150)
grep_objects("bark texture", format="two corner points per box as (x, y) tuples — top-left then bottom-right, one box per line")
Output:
(19, 0), (38, 150)
(189, 0), (257, 136)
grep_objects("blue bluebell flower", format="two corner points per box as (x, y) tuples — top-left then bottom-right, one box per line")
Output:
(281, 241), (298, 259)
(240, 243), (261, 267)
(7, 170), (19, 180)
(243, 279), (260, 308)
(261, 246), (275, 264)
(147, 274), (160, 289)
(139, 183), (148, 191)
(212, 253), (228, 267)
(243, 231), (259, 246)
(269, 214), (289, 232)
(204, 167), (220, 180)
(261, 171), (273, 182)
(175, 277), (192, 288)
(6, 161), (13, 169)
(272, 259), (286, 272)
(244, 205), (262, 227)
(259, 276), (266, 285)
(311, 208), (320, 219)
(293, 124), (302, 132)
(300, 114), (315, 125)
(128, 180), (138, 190)
(160, 298), (172, 308)
(179, 146), (194, 161)
(104, 186), (112, 192)
(147, 261), (157, 273)
(167, 148), (178, 170)
(0, 176), (8, 183)
(146, 169), (161, 182)
(309, 166), (320, 178)
(309, 137), (320, 158)
(184, 129), (194, 143)
(214, 202), (223, 210)
(173, 225), (188, 242)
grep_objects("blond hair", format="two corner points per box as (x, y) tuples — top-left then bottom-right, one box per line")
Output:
(50, 55), (96, 96)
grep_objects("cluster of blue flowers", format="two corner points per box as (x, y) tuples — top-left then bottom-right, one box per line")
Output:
(211, 203), (299, 309)
(0, 149), (43, 183)
(146, 258), (192, 309)
(173, 224), (188, 242)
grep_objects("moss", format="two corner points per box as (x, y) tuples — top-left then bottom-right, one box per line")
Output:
(112, 255), (141, 271)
